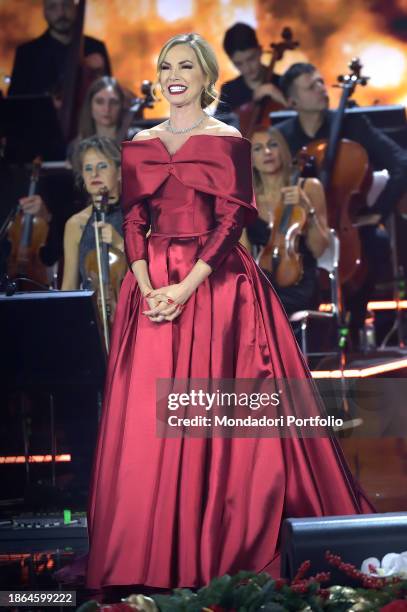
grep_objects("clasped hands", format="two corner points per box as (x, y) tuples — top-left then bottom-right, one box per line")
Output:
(142, 283), (191, 323)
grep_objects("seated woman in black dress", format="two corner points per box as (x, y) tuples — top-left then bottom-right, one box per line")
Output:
(245, 127), (330, 315)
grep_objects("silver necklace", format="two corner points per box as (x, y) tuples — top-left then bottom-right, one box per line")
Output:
(166, 113), (207, 135)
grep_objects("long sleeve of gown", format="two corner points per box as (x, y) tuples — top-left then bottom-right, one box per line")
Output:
(121, 150), (150, 265)
(122, 199), (150, 266)
(197, 197), (246, 270)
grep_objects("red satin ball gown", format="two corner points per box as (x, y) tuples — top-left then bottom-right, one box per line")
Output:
(86, 134), (374, 590)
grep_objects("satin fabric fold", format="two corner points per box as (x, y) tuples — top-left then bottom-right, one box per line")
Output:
(121, 135), (257, 221)
(86, 136), (374, 591)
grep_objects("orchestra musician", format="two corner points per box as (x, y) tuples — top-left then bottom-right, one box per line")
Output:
(10, 76), (138, 273)
(61, 136), (123, 291)
(216, 23), (286, 116)
(276, 62), (407, 347)
(1, 161), (53, 288)
(8, 0), (111, 97)
(245, 127), (329, 315)
(1, 171), (74, 276)
(6, 0), (114, 281)
(68, 76), (131, 155)
(17, 194), (51, 225)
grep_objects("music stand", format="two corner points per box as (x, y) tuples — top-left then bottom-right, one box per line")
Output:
(0, 290), (106, 491)
(0, 290), (106, 389)
(0, 95), (66, 163)
(270, 104), (407, 127)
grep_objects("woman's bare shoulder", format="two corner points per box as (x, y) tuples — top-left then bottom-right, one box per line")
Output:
(131, 123), (168, 142)
(204, 117), (242, 138)
(303, 178), (327, 212)
(304, 177), (322, 187)
(303, 177), (324, 194)
(65, 206), (92, 231)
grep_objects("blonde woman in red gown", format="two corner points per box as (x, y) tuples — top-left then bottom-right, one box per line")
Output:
(86, 33), (374, 590)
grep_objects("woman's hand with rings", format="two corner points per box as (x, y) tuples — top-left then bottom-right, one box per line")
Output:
(144, 293), (166, 323)
(142, 283), (190, 322)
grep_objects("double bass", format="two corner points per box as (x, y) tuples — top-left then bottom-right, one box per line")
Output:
(305, 58), (371, 288)
(239, 27), (299, 138)
(59, 0), (105, 141)
(84, 189), (126, 351)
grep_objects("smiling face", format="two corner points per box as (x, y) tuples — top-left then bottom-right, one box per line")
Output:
(159, 43), (208, 108)
(289, 71), (329, 112)
(251, 131), (283, 176)
(230, 47), (262, 84)
(82, 149), (119, 198)
(91, 86), (121, 129)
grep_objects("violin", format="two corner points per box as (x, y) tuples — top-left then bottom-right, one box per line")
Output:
(84, 189), (126, 351)
(239, 27), (299, 139)
(258, 152), (308, 287)
(7, 157), (50, 288)
(304, 58), (371, 289)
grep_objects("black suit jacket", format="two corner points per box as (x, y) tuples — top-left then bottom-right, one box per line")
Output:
(8, 30), (111, 96)
(276, 110), (407, 220)
(216, 72), (281, 115)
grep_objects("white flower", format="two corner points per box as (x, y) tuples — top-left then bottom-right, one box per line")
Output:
(361, 552), (407, 577)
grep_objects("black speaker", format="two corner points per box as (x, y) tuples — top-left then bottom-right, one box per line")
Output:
(281, 512), (407, 585)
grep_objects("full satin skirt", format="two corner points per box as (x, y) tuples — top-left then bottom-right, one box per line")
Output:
(86, 237), (373, 589)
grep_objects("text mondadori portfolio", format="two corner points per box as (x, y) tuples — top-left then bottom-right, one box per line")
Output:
(167, 415), (344, 427)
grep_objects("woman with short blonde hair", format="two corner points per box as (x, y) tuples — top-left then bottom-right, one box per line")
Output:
(62, 136), (124, 291)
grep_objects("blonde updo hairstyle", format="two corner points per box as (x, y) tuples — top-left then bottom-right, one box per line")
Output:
(156, 33), (219, 109)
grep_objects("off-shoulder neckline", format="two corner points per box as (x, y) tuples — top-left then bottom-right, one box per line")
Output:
(124, 134), (251, 159)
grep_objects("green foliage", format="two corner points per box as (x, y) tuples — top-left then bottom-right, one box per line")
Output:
(152, 572), (325, 611)
(76, 601), (100, 612)
(151, 572), (407, 612)
(76, 567), (407, 611)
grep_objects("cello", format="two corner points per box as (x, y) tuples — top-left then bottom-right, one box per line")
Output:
(305, 58), (371, 288)
(84, 189), (126, 351)
(7, 157), (50, 288)
(239, 27), (299, 138)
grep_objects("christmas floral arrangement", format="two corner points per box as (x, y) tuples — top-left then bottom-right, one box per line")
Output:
(361, 553), (407, 579)
(77, 551), (407, 612)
